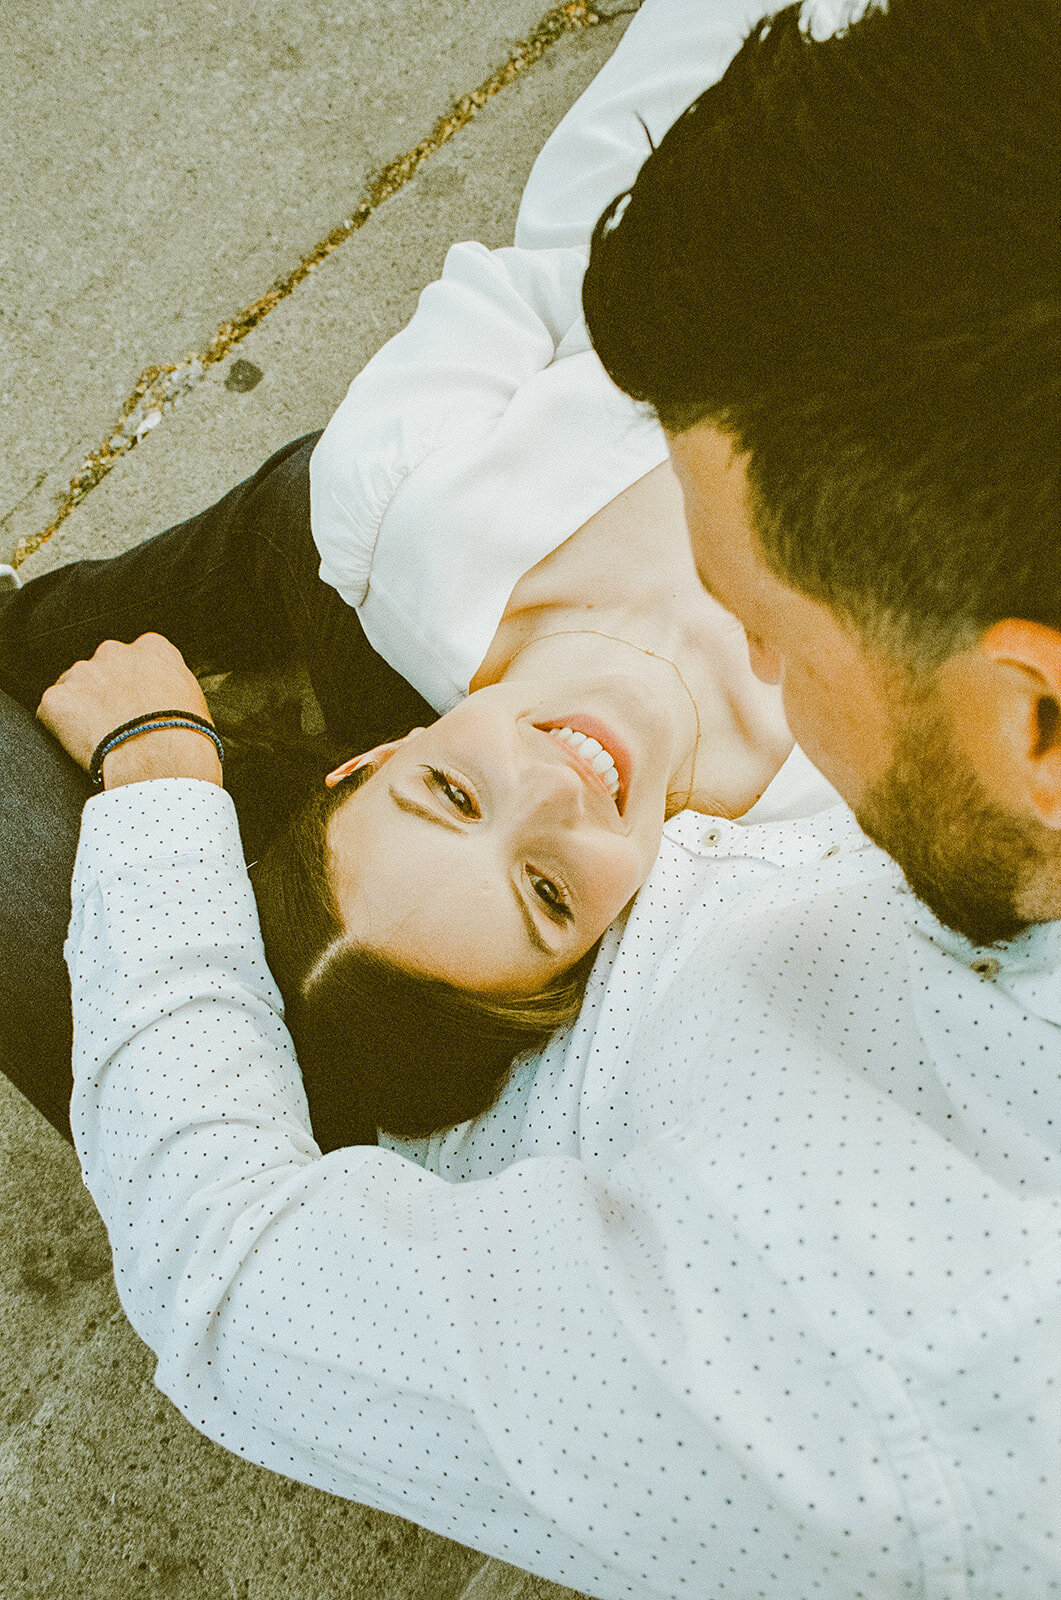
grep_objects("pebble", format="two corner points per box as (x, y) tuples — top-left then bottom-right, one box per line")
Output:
(225, 358), (264, 392)
(135, 410), (162, 440)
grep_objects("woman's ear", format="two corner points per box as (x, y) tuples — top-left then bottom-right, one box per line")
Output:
(325, 728), (427, 789)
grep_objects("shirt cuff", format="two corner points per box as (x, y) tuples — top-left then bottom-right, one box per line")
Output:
(73, 777), (246, 885)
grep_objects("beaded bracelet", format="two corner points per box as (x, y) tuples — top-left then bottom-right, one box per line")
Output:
(89, 710), (225, 788)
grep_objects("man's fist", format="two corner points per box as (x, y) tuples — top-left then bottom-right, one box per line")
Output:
(37, 634), (221, 788)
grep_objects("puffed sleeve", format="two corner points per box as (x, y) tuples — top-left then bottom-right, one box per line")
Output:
(309, 241), (666, 712)
(308, 0), (865, 713)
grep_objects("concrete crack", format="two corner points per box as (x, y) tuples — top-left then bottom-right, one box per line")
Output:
(13, 0), (632, 567)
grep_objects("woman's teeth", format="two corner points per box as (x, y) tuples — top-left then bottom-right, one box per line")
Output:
(550, 726), (621, 799)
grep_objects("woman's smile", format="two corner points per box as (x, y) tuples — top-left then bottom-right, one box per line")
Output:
(323, 679), (675, 995)
(533, 716), (631, 811)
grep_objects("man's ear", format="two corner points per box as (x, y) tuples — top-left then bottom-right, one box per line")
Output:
(325, 728), (427, 789)
(980, 620), (1061, 828)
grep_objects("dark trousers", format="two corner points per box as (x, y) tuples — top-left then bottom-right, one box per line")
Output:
(0, 432), (436, 1143)
(0, 433), (435, 747)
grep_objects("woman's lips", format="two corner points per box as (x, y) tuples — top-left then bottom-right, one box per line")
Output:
(533, 714), (632, 814)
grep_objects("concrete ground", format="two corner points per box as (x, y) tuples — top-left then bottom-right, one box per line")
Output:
(0, 4), (640, 1595)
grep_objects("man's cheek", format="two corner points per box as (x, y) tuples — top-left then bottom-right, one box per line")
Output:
(780, 675), (847, 783)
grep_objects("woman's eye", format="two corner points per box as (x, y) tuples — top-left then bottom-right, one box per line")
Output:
(426, 767), (478, 816)
(529, 872), (573, 923)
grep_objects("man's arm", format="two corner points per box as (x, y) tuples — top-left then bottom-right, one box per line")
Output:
(66, 780), (922, 1599)
(45, 638), (925, 1596)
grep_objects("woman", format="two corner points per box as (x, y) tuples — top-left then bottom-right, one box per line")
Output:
(26, 448), (791, 1149)
(0, 0), (789, 1152)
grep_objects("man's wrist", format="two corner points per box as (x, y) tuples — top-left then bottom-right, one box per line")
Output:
(101, 727), (224, 790)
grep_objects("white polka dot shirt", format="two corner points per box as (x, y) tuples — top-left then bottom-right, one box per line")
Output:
(66, 768), (1060, 1599)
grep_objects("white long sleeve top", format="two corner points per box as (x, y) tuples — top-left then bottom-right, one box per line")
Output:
(66, 3), (1060, 1597)
(309, 0), (814, 712)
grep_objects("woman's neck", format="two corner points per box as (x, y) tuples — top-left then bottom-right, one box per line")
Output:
(470, 461), (794, 819)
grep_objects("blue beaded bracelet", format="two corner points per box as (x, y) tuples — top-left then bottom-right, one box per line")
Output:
(89, 710), (225, 788)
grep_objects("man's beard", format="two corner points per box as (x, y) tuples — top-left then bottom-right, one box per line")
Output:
(857, 697), (1042, 948)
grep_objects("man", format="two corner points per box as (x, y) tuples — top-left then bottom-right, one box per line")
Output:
(18, 1), (1061, 1596)
(580, 0), (1061, 954)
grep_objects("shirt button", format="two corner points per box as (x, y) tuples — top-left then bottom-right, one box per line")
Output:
(970, 956), (1000, 980)
(701, 826), (723, 847)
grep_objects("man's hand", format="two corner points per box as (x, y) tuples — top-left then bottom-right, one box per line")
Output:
(37, 634), (223, 789)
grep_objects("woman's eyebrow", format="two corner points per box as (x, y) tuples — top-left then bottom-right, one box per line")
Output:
(388, 784), (557, 958)
(388, 785), (464, 833)
(513, 890), (557, 958)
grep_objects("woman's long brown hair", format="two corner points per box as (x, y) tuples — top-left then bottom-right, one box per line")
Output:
(224, 730), (599, 1151)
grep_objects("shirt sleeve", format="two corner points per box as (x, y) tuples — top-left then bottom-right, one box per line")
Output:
(309, 242), (667, 712)
(67, 781), (924, 1598)
(515, 0), (783, 251)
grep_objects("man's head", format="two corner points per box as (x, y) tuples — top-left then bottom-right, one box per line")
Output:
(583, 0), (1061, 944)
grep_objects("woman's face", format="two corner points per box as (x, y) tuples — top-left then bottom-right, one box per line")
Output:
(325, 677), (675, 994)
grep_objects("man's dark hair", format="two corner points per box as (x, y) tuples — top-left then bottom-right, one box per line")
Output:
(583, 0), (1060, 668)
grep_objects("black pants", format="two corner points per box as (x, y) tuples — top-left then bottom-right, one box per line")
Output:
(0, 433), (436, 1143)
(0, 432), (435, 746)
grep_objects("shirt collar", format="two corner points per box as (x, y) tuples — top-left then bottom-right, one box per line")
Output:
(905, 893), (1061, 1028)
